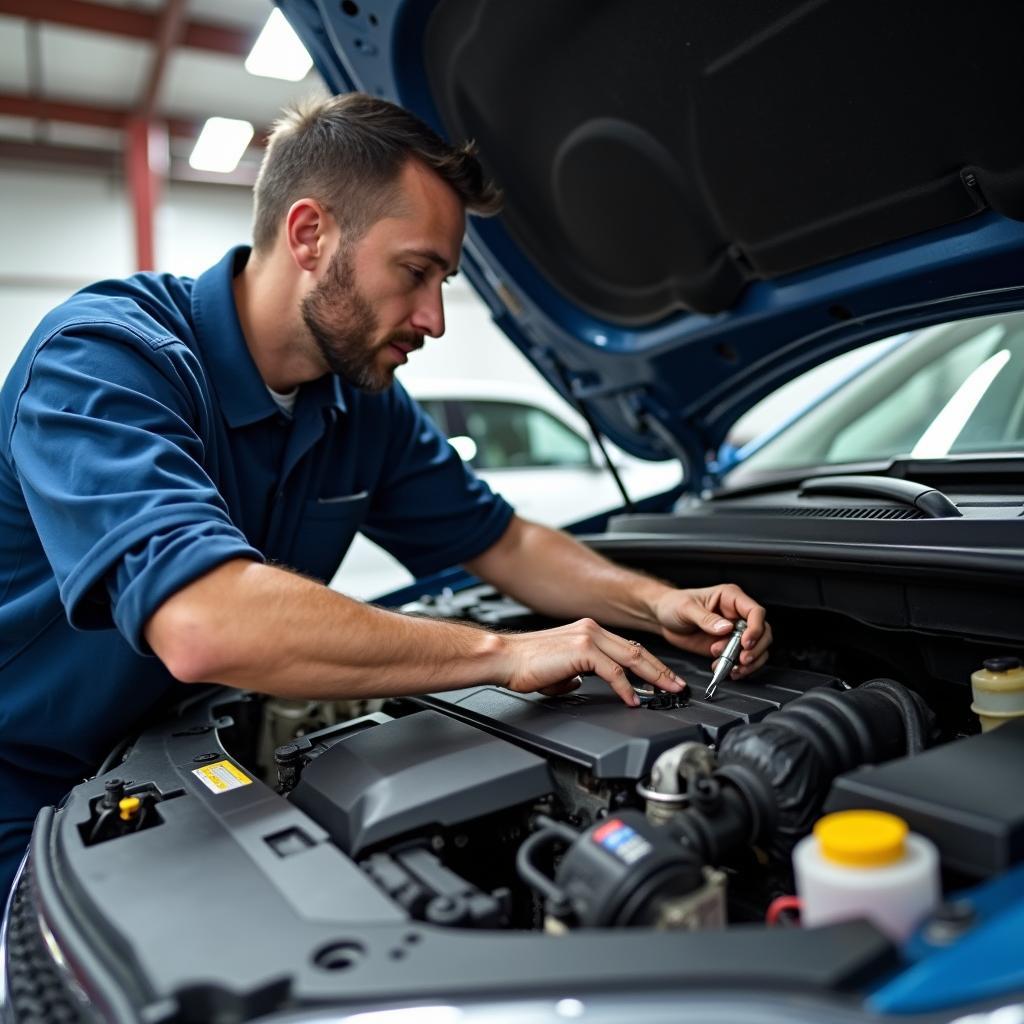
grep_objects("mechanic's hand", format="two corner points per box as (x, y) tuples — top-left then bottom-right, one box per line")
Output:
(497, 619), (685, 706)
(652, 584), (772, 679)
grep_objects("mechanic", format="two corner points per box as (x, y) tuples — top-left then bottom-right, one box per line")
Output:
(0, 93), (772, 900)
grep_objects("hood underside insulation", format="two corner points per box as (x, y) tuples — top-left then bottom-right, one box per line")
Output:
(425, 0), (1024, 321)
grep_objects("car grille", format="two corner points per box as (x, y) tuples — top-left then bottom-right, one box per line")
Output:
(4, 862), (90, 1023)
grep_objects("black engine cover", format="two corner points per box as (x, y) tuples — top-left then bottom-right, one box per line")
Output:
(288, 710), (552, 856)
(416, 657), (840, 779)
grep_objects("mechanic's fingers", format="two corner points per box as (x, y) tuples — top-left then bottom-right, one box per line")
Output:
(726, 590), (767, 650)
(696, 602), (762, 649)
(711, 656), (763, 680)
(699, 607), (736, 637)
(539, 675), (583, 697)
(598, 631), (685, 691)
(702, 586), (768, 649)
(711, 643), (770, 680)
(736, 650), (769, 676)
(587, 650), (645, 706)
(708, 605), (771, 660)
(738, 622), (773, 667)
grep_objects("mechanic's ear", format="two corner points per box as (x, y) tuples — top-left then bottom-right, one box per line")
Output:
(285, 199), (336, 273)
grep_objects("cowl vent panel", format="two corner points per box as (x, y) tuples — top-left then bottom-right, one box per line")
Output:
(727, 506), (924, 520)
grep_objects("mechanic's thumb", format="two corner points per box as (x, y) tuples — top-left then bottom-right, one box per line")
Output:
(538, 676), (584, 697)
(703, 613), (734, 634)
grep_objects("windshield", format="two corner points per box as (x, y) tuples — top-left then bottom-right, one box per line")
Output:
(727, 311), (1024, 481)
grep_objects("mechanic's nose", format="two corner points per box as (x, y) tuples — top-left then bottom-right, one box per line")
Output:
(411, 287), (445, 339)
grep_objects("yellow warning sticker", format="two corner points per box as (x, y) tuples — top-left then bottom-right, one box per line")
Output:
(192, 760), (252, 794)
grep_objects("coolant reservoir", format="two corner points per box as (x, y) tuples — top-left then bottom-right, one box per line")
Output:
(793, 810), (939, 941)
(971, 656), (1024, 732)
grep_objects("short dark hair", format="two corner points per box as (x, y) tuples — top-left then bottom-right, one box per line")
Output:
(252, 92), (502, 252)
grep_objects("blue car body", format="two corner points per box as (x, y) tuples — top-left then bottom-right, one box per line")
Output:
(283, 0), (1024, 482)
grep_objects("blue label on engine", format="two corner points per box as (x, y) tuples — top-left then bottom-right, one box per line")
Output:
(604, 826), (632, 849)
(592, 819), (652, 864)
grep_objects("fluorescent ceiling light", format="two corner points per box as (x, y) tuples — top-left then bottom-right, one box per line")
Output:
(189, 117), (254, 173)
(245, 8), (313, 81)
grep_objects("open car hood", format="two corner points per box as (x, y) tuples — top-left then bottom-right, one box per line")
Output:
(282, 0), (1024, 481)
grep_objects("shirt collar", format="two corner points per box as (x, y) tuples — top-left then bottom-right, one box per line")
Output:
(191, 246), (347, 428)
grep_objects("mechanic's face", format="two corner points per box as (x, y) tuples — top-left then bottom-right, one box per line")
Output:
(301, 160), (464, 393)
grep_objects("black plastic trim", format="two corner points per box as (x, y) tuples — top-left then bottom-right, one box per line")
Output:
(28, 808), (141, 1024)
(800, 476), (961, 518)
(596, 520), (1024, 582)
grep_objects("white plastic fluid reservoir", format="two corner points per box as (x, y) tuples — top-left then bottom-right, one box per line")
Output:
(793, 810), (940, 941)
(971, 656), (1024, 731)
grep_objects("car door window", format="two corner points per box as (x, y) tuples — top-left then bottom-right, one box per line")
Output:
(458, 401), (592, 469)
(417, 399), (449, 434)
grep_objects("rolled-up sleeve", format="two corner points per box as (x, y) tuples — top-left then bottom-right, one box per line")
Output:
(7, 321), (263, 654)
(361, 387), (514, 578)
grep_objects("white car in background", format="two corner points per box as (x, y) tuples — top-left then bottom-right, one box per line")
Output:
(332, 379), (683, 599)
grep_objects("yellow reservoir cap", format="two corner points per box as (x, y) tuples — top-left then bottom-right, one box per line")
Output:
(814, 810), (908, 868)
(118, 796), (141, 822)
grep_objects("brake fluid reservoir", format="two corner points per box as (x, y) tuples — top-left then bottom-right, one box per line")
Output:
(793, 810), (939, 941)
(971, 657), (1024, 732)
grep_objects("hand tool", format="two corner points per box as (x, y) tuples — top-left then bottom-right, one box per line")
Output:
(704, 619), (747, 700)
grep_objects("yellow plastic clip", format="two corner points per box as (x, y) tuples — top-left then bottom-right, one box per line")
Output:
(118, 796), (142, 822)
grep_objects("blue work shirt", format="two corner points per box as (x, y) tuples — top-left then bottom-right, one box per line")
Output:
(0, 246), (513, 897)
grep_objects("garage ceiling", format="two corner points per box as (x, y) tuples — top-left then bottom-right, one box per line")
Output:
(0, 0), (328, 184)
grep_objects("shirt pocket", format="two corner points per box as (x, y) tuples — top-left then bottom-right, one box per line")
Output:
(287, 491), (370, 583)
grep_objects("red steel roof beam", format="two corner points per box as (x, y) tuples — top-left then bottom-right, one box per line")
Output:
(182, 20), (253, 57)
(0, 0), (253, 57)
(0, 138), (118, 171)
(127, 0), (186, 275)
(125, 118), (166, 271)
(0, 93), (122, 129)
(0, 95), (266, 147)
(138, 0), (188, 119)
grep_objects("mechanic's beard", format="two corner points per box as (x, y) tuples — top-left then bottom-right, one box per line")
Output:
(301, 246), (422, 393)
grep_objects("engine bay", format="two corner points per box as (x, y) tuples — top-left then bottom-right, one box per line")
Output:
(13, 573), (1024, 1023)
(263, 586), (1021, 941)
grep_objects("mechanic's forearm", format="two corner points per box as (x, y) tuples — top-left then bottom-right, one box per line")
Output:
(466, 517), (670, 633)
(145, 559), (506, 699)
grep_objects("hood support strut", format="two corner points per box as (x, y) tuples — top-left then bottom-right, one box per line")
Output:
(547, 357), (635, 514)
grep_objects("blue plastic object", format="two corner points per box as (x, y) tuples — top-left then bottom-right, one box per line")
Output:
(869, 863), (1024, 1014)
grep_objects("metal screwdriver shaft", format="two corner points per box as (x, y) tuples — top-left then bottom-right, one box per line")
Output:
(704, 619), (747, 700)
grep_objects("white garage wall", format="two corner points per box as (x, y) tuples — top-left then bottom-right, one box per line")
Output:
(1, 169), (129, 380)
(0, 169), (133, 279)
(0, 165), (547, 390)
(156, 180), (255, 278)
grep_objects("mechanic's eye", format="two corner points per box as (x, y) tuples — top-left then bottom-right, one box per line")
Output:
(405, 265), (427, 282)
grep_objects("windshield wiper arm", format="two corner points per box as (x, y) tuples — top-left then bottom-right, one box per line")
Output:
(799, 474), (962, 518)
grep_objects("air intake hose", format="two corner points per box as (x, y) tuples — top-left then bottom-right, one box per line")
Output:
(675, 680), (934, 862)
